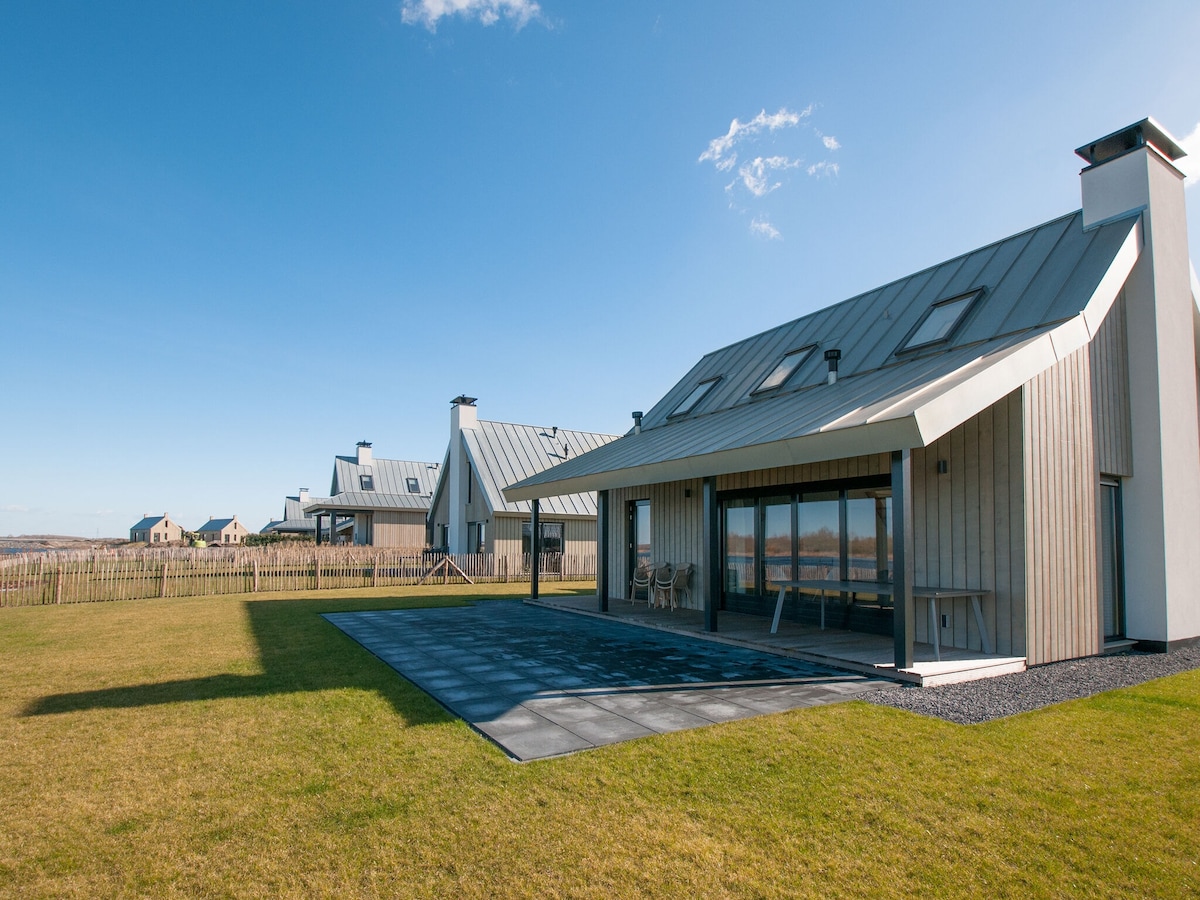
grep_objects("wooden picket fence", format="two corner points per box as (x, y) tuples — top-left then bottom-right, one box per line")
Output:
(0, 546), (596, 607)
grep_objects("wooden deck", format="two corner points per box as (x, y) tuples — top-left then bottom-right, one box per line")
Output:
(527, 595), (1026, 687)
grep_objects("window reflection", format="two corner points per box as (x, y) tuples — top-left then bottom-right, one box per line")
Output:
(725, 500), (756, 594)
(797, 491), (840, 579)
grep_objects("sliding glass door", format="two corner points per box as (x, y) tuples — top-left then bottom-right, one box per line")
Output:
(720, 477), (893, 631)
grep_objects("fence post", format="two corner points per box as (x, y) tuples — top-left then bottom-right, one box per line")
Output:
(373, 555), (379, 588)
(253, 558), (260, 593)
(314, 553), (321, 590)
(55, 566), (63, 605)
(160, 561), (169, 598)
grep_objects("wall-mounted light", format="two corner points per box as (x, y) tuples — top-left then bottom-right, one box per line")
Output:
(937, 459), (949, 475)
(684, 488), (692, 499)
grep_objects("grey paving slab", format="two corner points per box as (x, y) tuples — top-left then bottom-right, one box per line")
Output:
(324, 601), (889, 761)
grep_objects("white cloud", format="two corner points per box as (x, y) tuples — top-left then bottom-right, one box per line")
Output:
(1, 504), (30, 513)
(1179, 121), (1200, 187)
(400, 0), (542, 31)
(750, 217), (781, 240)
(699, 104), (838, 238)
(698, 106), (811, 171)
(738, 155), (801, 197)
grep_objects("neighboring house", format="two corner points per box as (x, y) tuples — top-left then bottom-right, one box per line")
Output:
(304, 442), (440, 547)
(506, 118), (1200, 674)
(129, 513), (184, 544)
(261, 488), (329, 538)
(428, 396), (619, 558)
(196, 516), (250, 545)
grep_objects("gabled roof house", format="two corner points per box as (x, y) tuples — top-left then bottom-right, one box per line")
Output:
(130, 513), (183, 545)
(261, 488), (329, 537)
(196, 516), (250, 545)
(304, 442), (440, 547)
(429, 397), (619, 558)
(507, 118), (1200, 681)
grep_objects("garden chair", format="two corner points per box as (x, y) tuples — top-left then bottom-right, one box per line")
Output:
(652, 563), (676, 609)
(630, 562), (652, 604)
(658, 563), (691, 611)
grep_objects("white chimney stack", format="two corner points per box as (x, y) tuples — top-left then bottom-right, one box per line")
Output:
(1077, 118), (1200, 646)
(356, 441), (373, 465)
(298, 488), (309, 503)
(448, 396), (478, 553)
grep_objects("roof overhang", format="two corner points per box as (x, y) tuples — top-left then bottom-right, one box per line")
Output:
(504, 217), (1142, 502)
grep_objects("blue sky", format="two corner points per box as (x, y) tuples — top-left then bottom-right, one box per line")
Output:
(3, 0), (1199, 538)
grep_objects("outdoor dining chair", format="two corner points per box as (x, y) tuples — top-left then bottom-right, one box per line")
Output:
(655, 563), (691, 611)
(630, 563), (652, 604)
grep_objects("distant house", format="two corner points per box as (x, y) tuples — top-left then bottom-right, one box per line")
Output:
(196, 516), (250, 545)
(507, 118), (1200, 676)
(260, 488), (329, 539)
(129, 513), (183, 544)
(428, 396), (619, 558)
(303, 442), (440, 548)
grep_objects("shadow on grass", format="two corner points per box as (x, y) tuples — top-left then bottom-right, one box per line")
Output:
(21, 595), (473, 723)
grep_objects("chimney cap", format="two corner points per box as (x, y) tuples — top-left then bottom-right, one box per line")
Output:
(824, 348), (841, 362)
(356, 440), (372, 448)
(450, 395), (477, 407)
(1075, 117), (1186, 167)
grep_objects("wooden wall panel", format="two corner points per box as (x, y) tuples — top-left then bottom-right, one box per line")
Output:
(371, 511), (427, 549)
(910, 392), (1026, 656)
(1090, 291), (1134, 477)
(1022, 345), (1101, 665)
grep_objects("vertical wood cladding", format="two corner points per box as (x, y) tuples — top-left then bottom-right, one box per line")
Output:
(1023, 345), (1101, 665)
(1090, 292), (1134, 477)
(370, 511), (427, 548)
(911, 393), (1026, 657)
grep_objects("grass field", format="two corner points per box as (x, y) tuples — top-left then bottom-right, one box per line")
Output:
(1, 585), (1197, 898)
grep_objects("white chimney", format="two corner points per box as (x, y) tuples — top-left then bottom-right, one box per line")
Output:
(1077, 118), (1200, 645)
(298, 488), (309, 503)
(355, 441), (373, 465)
(448, 396), (478, 553)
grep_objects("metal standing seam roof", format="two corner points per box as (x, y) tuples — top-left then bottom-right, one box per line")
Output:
(330, 456), (441, 509)
(130, 516), (170, 531)
(431, 419), (620, 518)
(303, 491), (432, 514)
(261, 495), (330, 533)
(197, 518), (241, 533)
(505, 209), (1143, 501)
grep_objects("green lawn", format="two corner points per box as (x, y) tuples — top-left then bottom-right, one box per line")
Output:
(1, 585), (1197, 899)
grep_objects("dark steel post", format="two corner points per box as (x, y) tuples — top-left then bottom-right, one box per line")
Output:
(530, 498), (540, 600)
(703, 476), (720, 632)
(597, 490), (610, 612)
(892, 449), (915, 670)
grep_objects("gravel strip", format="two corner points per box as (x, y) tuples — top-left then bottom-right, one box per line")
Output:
(865, 645), (1200, 724)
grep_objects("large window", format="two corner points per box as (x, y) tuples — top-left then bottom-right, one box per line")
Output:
(724, 499), (756, 594)
(722, 477), (893, 630)
(523, 521), (564, 555)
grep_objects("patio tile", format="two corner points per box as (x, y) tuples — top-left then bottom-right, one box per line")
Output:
(324, 602), (889, 761)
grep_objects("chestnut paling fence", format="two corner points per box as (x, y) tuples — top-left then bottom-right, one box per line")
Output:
(0, 547), (596, 607)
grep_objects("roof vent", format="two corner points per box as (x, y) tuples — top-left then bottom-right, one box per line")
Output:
(824, 349), (841, 385)
(632, 411), (643, 434)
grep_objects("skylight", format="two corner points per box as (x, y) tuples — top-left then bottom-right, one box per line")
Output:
(360, 474), (375, 491)
(899, 289), (982, 352)
(406, 477), (420, 492)
(670, 378), (721, 417)
(752, 345), (816, 394)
